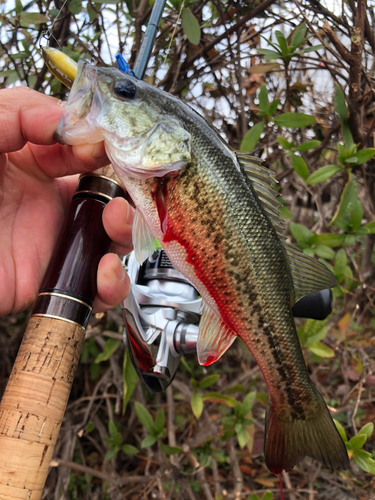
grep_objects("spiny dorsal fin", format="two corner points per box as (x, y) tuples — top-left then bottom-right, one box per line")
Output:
(236, 152), (337, 302)
(236, 152), (285, 239)
(284, 242), (337, 303)
(133, 208), (157, 264)
(197, 302), (237, 366)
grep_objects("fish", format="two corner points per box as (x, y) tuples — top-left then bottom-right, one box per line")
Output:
(55, 60), (349, 474)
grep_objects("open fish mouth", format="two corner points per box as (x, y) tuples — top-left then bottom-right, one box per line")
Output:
(54, 61), (105, 145)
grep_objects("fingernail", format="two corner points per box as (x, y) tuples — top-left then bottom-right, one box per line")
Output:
(92, 141), (107, 159)
(113, 258), (126, 281)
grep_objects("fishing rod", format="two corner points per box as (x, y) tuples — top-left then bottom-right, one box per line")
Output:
(0, 2), (166, 497)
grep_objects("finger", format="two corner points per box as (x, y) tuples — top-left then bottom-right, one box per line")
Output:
(0, 87), (62, 152)
(93, 253), (130, 313)
(1, 87), (109, 178)
(103, 197), (134, 256)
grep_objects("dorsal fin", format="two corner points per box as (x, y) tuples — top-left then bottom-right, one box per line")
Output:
(236, 152), (285, 239)
(236, 152), (337, 302)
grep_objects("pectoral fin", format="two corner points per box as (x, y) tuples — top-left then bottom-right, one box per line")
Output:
(133, 208), (156, 264)
(197, 302), (237, 366)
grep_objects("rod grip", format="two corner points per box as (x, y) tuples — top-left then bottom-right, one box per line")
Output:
(0, 316), (85, 499)
(0, 169), (126, 499)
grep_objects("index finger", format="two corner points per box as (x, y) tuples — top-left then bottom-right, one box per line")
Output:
(0, 86), (109, 178)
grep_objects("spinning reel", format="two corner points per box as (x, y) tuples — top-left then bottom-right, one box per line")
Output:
(122, 250), (333, 393)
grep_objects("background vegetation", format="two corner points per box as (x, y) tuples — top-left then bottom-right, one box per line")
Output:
(0, 0), (375, 498)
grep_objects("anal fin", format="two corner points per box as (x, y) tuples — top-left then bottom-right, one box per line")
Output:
(197, 302), (237, 366)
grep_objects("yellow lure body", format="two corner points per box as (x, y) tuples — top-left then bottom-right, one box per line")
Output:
(41, 47), (78, 89)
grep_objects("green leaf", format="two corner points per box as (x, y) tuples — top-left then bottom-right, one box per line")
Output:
(275, 30), (288, 55)
(134, 402), (155, 434)
(334, 248), (347, 282)
(258, 85), (269, 115)
(294, 140), (321, 152)
(334, 84), (353, 147)
(123, 349), (138, 414)
(104, 448), (118, 462)
(291, 154), (309, 179)
(274, 112), (315, 128)
(314, 245), (336, 259)
(290, 23), (307, 49)
(268, 99), (279, 116)
(303, 248), (315, 257)
(247, 63), (280, 74)
(306, 165), (343, 185)
(358, 422), (374, 439)
(94, 339), (120, 363)
(69, 0), (82, 14)
(94, 0), (122, 3)
(19, 12), (48, 24)
(294, 45), (324, 54)
(362, 221), (375, 234)
(277, 136), (293, 150)
(333, 419), (347, 442)
(308, 341), (334, 358)
(348, 433), (367, 449)
(122, 444), (139, 455)
(262, 492), (273, 500)
(201, 392), (237, 407)
(198, 374), (220, 390)
(279, 205), (293, 219)
(236, 425), (251, 448)
(87, 3), (98, 20)
(191, 393), (203, 419)
(298, 318), (329, 347)
(160, 443), (183, 455)
(240, 122), (264, 152)
(289, 222), (313, 247)
(352, 449), (375, 474)
(155, 409), (165, 434)
(15, 0), (23, 15)
(354, 148), (375, 164)
(330, 173), (358, 225)
(350, 200), (363, 232)
(141, 434), (158, 448)
(242, 391), (256, 414)
(181, 8), (201, 45)
(257, 48), (282, 60)
(109, 420), (118, 438)
(310, 233), (346, 247)
(86, 421), (95, 432)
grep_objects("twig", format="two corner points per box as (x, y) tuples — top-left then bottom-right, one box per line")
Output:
(228, 437), (243, 498)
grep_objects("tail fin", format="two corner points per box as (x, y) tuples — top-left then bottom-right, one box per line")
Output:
(264, 396), (349, 474)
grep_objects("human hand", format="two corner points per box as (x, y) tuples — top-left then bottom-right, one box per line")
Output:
(0, 86), (133, 317)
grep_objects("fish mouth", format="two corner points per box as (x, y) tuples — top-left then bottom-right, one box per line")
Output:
(54, 61), (105, 145)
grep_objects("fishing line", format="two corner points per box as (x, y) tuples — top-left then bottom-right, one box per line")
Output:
(39, 0), (68, 48)
(163, 0), (185, 66)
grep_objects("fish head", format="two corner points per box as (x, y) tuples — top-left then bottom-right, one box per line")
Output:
(55, 61), (191, 178)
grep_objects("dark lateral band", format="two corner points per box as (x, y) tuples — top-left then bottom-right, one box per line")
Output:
(31, 292), (92, 328)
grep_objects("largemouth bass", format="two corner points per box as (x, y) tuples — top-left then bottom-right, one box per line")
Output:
(55, 61), (349, 474)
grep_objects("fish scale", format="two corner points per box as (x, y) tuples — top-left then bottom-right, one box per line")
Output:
(55, 60), (349, 475)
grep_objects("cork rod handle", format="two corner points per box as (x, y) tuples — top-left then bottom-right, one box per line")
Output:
(0, 169), (126, 499)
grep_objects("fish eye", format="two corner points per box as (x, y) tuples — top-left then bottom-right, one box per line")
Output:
(113, 80), (137, 100)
